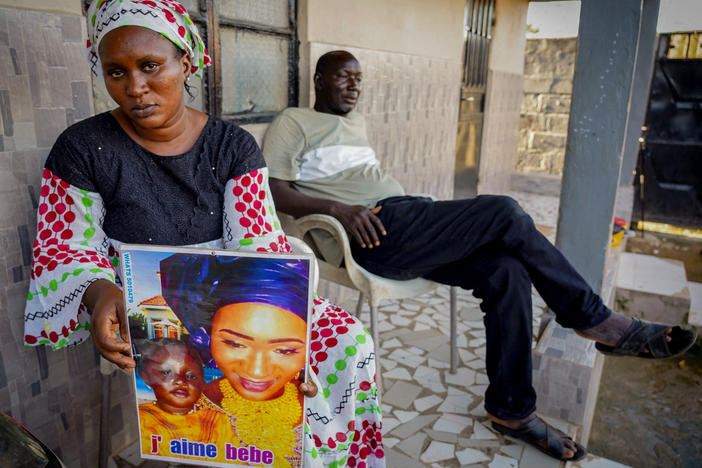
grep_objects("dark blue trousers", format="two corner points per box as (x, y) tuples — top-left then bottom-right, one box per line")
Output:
(351, 195), (612, 420)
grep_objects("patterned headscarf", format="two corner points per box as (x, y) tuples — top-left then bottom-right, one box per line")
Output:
(86, 0), (211, 79)
(160, 254), (310, 367)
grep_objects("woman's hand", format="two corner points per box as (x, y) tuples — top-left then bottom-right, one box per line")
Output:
(83, 279), (136, 371)
(297, 371), (318, 397)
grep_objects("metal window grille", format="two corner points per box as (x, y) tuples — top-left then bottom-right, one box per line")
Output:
(462, 0), (495, 88)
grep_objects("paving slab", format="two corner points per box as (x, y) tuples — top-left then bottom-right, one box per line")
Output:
(390, 414), (441, 439)
(488, 453), (518, 467)
(414, 394), (443, 412)
(420, 441), (455, 463)
(456, 447), (491, 465)
(424, 429), (459, 444)
(433, 413), (473, 433)
(385, 448), (427, 468)
(396, 431), (428, 459)
(382, 380), (423, 409)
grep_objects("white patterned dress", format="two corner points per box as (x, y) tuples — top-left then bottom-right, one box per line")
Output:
(23, 113), (384, 468)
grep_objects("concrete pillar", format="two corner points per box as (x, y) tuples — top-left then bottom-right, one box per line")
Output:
(556, 0), (647, 293)
(619, 0), (661, 187)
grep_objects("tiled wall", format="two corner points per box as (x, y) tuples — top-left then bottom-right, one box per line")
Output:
(0, 7), (136, 466)
(309, 43), (462, 200)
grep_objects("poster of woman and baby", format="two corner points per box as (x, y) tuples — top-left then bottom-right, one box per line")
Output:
(120, 245), (314, 468)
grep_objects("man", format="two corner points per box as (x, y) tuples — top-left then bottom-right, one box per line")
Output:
(262, 50), (696, 462)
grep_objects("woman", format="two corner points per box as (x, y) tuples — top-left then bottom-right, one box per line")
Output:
(23, 1), (383, 467)
(160, 254), (311, 467)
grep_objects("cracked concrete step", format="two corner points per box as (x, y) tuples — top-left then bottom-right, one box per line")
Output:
(614, 252), (690, 325)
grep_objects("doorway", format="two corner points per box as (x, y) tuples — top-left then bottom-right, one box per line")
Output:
(454, 0), (495, 199)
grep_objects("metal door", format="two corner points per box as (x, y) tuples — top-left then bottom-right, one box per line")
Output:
(454, 0), (495, 199)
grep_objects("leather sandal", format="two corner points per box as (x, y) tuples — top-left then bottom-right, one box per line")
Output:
(595, 318), (696, 359)
(491, 416), (586, 462)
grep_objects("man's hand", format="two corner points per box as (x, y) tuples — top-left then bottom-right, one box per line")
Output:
(330, 204), (386, 248)
(84, 279), (136, 371)
(268, 178), (388, 247)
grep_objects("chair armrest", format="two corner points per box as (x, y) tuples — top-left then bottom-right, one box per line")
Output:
(294, 214), (372, 292)
(294, 214), (353, 261)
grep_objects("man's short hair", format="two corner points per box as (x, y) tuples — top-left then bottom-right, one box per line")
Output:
(315, 50), (358, 75)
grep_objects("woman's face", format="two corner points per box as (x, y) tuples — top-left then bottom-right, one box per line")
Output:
(210, 303), (307, 401)
(140, 344), (205, 414)
(98, 26), (191, 129)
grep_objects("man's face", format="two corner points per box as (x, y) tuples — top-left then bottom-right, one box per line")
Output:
(314, 58), (363, 115)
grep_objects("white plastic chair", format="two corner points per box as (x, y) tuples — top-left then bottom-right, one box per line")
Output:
(293, 214), (458, 374)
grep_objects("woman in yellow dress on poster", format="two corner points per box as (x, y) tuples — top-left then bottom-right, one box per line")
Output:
(160, 254), (311, 468)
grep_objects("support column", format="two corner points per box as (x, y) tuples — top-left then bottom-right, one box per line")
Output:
(556, 0), (644, 291)
(532, 0), (661, 445)
(620, 0), (661, 187)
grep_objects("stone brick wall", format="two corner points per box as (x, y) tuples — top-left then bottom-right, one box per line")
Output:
(0, 7), (137, 467)
(517, 38), (577, 175)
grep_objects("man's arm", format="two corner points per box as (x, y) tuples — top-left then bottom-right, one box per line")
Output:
(269, 177), (386, 248)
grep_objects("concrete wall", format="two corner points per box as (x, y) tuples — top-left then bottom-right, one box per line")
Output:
(517, 38), (577, 175)
(0, 3), (137, 467)
(477, 0), (529, 195)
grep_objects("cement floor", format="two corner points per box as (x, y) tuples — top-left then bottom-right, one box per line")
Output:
(589, 352), (702, 468)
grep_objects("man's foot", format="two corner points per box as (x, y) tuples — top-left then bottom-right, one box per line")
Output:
(488, 413), (584, 461)
(576, 313), (696, 359)
(574, 312), (671, 351)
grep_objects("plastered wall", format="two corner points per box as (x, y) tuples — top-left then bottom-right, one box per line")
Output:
(477, 0), (529, 195)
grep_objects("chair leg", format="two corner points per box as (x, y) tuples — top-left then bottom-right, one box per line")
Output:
(449, 286), (458, 374)
(355, 291), (365, 316)
(369, 303), (381, 393)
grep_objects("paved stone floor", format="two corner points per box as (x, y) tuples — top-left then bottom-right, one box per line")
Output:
(344, 286), (630, 468)
(112, 283), (629, 468)
(112, 185), (630, 467)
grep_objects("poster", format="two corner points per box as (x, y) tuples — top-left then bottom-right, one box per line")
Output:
(119, 244), (313, 468)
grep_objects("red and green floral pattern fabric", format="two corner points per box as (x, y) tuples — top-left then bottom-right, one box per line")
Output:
(24, 166), (384, 468)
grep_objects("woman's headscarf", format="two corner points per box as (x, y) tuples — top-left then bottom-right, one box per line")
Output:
(86, 0), (211, 79)
(160, 254), (310, 366)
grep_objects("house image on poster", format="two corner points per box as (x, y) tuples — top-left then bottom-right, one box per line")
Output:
(137, 295), (185, 340)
